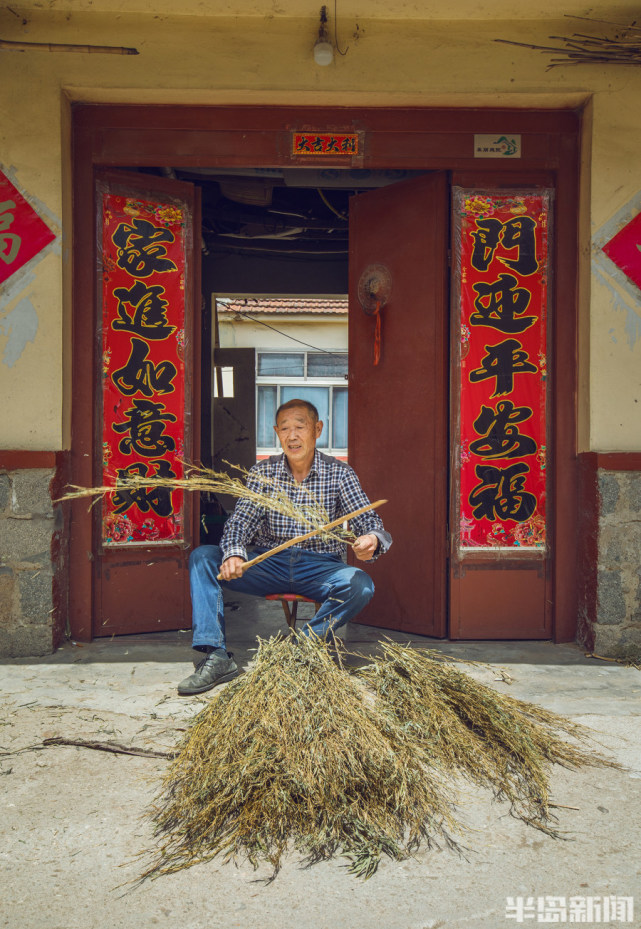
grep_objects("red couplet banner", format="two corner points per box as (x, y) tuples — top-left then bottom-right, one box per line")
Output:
(100, 191), (187, 545)
(453, 189), (551, 550)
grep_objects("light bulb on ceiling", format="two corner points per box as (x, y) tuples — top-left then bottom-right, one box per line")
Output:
(313, 5), (334, 66)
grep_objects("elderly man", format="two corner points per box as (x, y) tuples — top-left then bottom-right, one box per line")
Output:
(178, 398), (392, 695)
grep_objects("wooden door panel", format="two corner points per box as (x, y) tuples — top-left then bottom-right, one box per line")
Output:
(348, 174), (449, 637)
(92, 170), (201, 638)
(449, 176), (553, 640)
(99, 556), (187, 636)
(450, 562), (547, 640)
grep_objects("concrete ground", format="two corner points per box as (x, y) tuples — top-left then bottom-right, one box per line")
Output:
(1, 593), (640, 929)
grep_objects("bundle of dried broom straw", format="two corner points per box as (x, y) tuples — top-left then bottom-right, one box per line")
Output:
(141, 636), (463, 882)
(360, 641), (611, 835)
(139, 636), (617, 883)
(61, 461), (356, 546)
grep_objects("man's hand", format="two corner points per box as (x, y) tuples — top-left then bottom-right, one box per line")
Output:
(220, 556), (247, 581)
(351, 533), (379, 561)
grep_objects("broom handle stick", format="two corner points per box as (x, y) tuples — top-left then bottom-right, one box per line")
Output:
(217, 499), (388, 580)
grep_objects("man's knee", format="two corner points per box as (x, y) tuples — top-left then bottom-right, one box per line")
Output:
(348, 568), (375, 605)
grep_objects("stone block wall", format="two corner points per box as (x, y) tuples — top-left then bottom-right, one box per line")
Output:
(0, 468), (59, 657)
(594, 470), (641, 659)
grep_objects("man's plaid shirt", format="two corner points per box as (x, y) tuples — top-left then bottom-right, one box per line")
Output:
(220, 450), (392, 562)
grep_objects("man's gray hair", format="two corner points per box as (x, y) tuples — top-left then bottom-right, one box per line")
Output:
(275, 398), (319, 424)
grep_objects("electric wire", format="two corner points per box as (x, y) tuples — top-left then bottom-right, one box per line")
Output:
(334, 0), (349, 55)
(224, 307), (348, 359)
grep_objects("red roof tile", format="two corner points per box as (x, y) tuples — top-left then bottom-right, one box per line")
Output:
(218, 297), (347, 316)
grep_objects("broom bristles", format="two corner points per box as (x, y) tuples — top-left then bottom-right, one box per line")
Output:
(59, 461), (356, 545)
(138, 637), (617, 883)
(360, 641), (616, 835)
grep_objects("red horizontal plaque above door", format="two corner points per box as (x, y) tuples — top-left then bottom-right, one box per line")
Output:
(292, 132), (359, 156)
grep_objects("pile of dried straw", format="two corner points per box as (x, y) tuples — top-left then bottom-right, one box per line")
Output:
(140, 636), (615, 882)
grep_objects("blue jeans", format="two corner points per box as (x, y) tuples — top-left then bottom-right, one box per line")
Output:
(189, 544), (375, 649)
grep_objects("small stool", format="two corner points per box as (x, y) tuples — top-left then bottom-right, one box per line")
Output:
(265, 593), (322, 632)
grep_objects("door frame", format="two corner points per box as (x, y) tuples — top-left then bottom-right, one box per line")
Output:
(70, 103), (582, 642)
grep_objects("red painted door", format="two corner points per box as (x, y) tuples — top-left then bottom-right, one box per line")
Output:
(348, 174), (449, 637)
(448, 178), (552, 640)
(91, 171), (201, 637)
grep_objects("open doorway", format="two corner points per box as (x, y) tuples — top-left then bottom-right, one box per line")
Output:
(130, 165), (425, 548)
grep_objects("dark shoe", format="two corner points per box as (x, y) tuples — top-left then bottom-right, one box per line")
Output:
(177, 651), (238, 695)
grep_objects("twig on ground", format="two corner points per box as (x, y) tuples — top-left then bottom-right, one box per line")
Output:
(0, 737), (176, 759)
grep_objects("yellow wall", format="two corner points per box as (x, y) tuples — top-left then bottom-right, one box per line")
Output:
(219, 315), (347, 354)
(2, 9), (641, 450)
